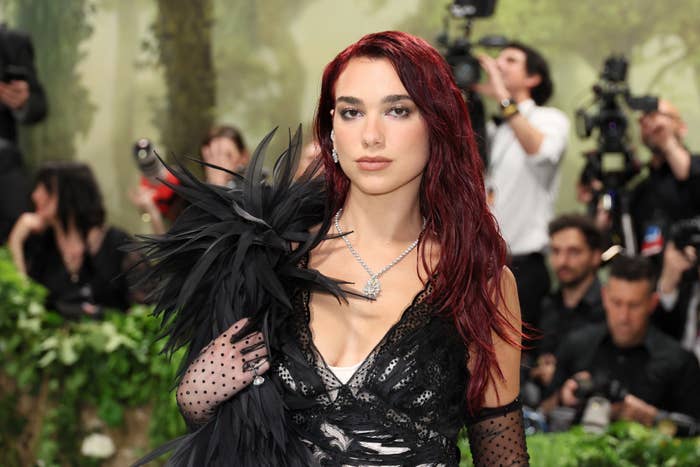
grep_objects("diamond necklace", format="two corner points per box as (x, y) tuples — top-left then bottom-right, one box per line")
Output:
(334, 209), (426, 299)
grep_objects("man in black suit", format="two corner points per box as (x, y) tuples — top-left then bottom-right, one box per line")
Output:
(0, 23), (47, 243)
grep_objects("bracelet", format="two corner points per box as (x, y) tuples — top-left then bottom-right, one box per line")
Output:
(502, 104), (519, 120)
(499, 97), (519, 120)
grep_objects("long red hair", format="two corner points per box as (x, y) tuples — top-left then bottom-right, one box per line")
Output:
(313, 31), (518, 411)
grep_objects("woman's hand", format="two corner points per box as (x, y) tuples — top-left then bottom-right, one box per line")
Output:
(8, 212), (47, 275)
(176, 318), (270, 425)
(128, 186), (166, 235)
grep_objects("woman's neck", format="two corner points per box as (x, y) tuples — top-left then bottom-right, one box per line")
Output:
(339, 190), (423, 246)
(52, 220), (81, 242)
(52, 220), (105, 256)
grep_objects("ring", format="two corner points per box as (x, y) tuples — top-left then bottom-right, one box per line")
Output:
(252, 364), (265, 386)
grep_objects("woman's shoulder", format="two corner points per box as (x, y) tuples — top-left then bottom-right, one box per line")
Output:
(103, 226), (132, 243)
(90, 226), (132, 258)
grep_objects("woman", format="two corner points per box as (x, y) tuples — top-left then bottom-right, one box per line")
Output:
(8, 161), (146, 318)
(200, 124), (250, 187)
(165, 31), (527, 466)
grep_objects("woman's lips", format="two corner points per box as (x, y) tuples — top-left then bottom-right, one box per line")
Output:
(356, 156), (391, 171)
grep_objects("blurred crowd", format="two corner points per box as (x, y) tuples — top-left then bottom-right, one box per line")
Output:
(1, 24), (699, 435)
(474, 40), (700, 435)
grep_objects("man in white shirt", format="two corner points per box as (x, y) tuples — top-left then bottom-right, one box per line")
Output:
(475, 42), (570, 329)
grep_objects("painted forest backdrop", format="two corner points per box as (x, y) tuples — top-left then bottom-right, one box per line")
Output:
(3, 0), (700, 233)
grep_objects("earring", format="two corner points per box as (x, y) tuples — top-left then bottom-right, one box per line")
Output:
(330, 130), (339, 163)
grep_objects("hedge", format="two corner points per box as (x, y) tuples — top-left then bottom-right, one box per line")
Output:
(1, 248), (699, 466)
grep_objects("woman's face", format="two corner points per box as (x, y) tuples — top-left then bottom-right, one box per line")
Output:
(331, 56), (430, 198)
(32, 182), (58, 222)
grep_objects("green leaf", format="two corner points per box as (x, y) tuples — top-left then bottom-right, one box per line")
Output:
(97, 397), (124, 427)
(58, 337), (80, 366)
(38, 349), (57, 368)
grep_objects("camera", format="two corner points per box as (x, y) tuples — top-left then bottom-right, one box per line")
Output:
(0, 26), (30, 82)
(436, 1), (505, 167)
(436, 0), (506, 90)
(0, 64), (29, 83)
(133, 138), (162, 178)
(132, 138), (181, 218)
(573, 374), (628, 402)
(577, 55), (659, 253)
(573, 374), (628, 434)
(576, 55), (658, 190)
(669, 217), (700, 251)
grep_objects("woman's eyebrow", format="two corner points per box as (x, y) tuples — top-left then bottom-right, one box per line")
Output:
(336, 96), (361, 105)
(335, 94), (413, 105)
(382, 94), (412, 104)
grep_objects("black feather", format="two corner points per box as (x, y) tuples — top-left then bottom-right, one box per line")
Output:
(133, 126), (346, 466)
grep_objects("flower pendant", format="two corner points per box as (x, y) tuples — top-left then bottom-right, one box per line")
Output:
(363, 276), (381, 299)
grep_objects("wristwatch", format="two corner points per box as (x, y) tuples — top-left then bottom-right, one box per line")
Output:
(499, 97), (519, 120)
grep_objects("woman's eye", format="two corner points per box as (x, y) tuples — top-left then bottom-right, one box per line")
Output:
(388, 107), (410, 118)
(339, 108), (362, 119)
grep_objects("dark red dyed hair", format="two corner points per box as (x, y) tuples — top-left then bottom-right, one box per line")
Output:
(313, 30), (519, 411)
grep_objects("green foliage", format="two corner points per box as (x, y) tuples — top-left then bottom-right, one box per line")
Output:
(458, 422), (700, 466)
(6, 0), (97, 166)
(0, 249), (185, 465)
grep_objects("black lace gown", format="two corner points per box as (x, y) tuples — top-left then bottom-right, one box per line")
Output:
(142, 129), (527, 466)
(273, 278), (530, 466)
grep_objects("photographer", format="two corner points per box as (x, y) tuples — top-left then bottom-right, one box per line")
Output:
(630, 99), (700, 258)
(476, 41), (570, 328)
(527, 214), (605, 392)
(542, 255), (700, 427)
(0, 23), (47, 243)
(129, 138), (184, 235)
(653, 237), (700, 363)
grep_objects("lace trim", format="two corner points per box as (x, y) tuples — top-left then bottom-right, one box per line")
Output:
(466, 397), (523, 425)
(299, 281), (432, 392)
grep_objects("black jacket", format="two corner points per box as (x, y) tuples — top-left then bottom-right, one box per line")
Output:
(653, 269), (698, 341)
(0, 23), (47, 148)
(549, 323), (700, 419)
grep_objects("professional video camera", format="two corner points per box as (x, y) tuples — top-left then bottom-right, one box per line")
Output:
(133, 138), (181, 219)
(436, 0), (506, 167)
(576, 55), (658, 190)
(436, 0), (506, 90)
(576, 55), (658, 253)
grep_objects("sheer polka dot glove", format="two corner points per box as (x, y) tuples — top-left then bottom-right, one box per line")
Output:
(466, 398), (529, 466)
(176, 318), (270, 426)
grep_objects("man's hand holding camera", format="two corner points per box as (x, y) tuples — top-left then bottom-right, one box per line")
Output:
(560, 371), (658, 426)
(659, 242), (696, 296)
(639, 100), (691, 181)
(559, 370), (589, 407)
(0, 79), (30, 110)
(612, 394), (658, 427)
(472, 54), (510, 102)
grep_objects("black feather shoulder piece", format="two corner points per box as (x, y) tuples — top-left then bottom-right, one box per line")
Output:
(135, 126), (347, 466)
